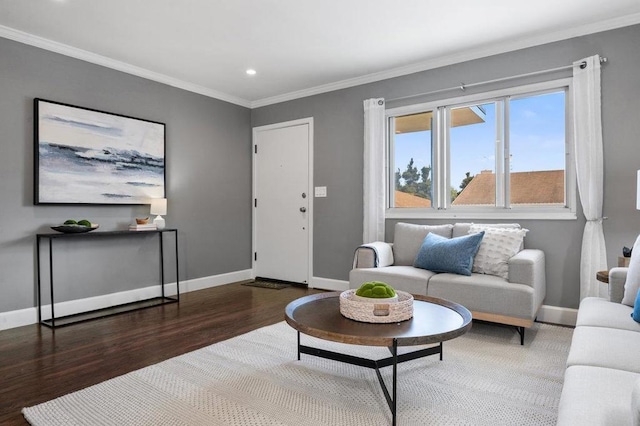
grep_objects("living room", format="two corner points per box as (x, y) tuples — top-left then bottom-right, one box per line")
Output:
(1, 1), (640, 424)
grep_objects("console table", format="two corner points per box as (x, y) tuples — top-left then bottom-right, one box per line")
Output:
(36, 229), (179, 328)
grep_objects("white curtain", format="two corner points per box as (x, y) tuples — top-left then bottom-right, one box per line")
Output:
(363, 98), (386, 243)
(573, 55), (607, 300)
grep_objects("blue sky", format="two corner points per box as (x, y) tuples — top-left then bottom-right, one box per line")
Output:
(394, 91), (565, 190)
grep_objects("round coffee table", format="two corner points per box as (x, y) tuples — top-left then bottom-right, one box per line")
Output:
(285, 292), (472, 425)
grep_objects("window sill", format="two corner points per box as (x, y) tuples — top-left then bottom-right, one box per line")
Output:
(385, 208), (577, 221)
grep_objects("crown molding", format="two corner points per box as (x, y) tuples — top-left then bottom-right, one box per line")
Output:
(2, 11), (640, 111)
(0, 24), (252, 108)
(250, 12), (640, 108)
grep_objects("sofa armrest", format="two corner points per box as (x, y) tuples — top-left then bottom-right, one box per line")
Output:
(508, 249), (546, 309)
(352, 242), (394, 269)
(608, 267), (628, 304)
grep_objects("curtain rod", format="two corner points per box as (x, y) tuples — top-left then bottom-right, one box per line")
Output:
(387, 56), (607, 103)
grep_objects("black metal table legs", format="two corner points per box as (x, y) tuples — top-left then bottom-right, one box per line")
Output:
(296, 331), (443, 425)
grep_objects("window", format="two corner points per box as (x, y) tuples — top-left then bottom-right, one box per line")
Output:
(387, 79), (575, 219)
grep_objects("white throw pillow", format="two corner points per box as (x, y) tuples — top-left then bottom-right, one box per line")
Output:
(622, 234), (640, 307)
(469, 225), (528, 279)
(452, 222), (521, 238)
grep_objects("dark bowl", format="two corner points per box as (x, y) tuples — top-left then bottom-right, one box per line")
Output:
(51, 224), (100, 233)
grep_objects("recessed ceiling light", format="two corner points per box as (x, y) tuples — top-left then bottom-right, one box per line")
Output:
(246, 69), (257, 76)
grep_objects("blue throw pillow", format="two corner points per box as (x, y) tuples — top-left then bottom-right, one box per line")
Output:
(632, 289), (640, 323)
(414, 231), (485, 276)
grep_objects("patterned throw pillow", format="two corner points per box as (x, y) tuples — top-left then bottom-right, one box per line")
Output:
(469, 225), (528, 280)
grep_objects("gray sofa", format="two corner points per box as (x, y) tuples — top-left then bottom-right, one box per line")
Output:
(557, 267), (640, 425)
(349, 222), (546, 344)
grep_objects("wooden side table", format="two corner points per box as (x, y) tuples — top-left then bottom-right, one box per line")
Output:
(596, 270), (609, 284)
(597, 257), (631, 284)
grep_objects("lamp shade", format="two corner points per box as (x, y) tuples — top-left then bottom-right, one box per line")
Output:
(150, 198), (167, 216)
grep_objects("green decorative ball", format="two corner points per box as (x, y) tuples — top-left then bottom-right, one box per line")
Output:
(355, 281), (396, 298)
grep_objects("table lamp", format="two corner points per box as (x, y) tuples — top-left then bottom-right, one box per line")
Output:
(150, 198), (167, 230)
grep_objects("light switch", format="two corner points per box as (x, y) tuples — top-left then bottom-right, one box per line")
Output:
(314, 186), (327, 197)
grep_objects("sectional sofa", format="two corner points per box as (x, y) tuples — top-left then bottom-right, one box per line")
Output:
(349, 222), (546, 344)
(557, 266), (640, 425)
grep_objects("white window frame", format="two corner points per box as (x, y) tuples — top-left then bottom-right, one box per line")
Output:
(386, 78), (576, 220)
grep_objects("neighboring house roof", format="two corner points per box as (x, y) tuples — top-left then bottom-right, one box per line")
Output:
(394, 190), (431, 207)
(453, 170), (564, 205)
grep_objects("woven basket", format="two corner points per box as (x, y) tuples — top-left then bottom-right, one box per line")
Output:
(339, 290), (413, 323)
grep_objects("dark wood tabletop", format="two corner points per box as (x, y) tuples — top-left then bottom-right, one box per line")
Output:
(285, 292), (472, 347)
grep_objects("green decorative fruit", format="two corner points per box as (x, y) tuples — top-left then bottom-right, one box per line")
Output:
(77, 219), (92, 227)
(63, 219), (77, 225)
(355, 281), (396, 298)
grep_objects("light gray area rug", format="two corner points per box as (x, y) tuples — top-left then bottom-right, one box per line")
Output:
(23, 321), (572, 425)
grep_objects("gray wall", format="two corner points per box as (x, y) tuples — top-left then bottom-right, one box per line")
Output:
(2, 24), (639, 315)
(0, 37), (252, 312)
(252, 24), (640, 309)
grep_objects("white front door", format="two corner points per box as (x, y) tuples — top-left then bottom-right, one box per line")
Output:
(253, 118), (312, 284)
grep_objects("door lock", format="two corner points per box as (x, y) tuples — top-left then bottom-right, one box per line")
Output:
(300, 207), (307, 212)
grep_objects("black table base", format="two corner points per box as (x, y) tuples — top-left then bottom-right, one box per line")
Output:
(296, 331), (443, 426)
(36, 229), (179, 329)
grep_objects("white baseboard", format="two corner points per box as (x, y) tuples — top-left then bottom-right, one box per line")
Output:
(178, 269), (252, 293)
(0, 307), (36, 331)
(1, 273), (577, 330)
(537, 305), (578, 327)
(310, 277), (349, 291)
(39, 285), (167, 321)
(0, 269), (253, 331)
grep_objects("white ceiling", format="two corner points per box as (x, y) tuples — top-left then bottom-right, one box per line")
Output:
(1, 0), (640, 108)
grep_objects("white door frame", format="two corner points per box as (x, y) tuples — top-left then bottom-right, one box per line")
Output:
(252, 117), (314, 287)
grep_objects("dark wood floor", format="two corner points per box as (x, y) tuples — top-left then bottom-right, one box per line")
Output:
(0, 282), (323, 425)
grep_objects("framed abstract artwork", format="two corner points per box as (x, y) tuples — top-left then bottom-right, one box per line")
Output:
(34, 98), (166, 205)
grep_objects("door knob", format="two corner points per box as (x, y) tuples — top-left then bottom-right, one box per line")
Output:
(300, 207), (307, 212)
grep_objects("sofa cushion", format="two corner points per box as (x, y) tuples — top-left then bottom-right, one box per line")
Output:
(392, 223), (453, 266)
(414, 231), (484, 276)
(428, 273), (535, 319)
(622, 234), (640, 306)
(349, 266), (435, 296)
(576, 297), (640, 332)
(557, 365), (640, 426)
(469, 225), (527, 279)
(566, 326), (640, 374)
